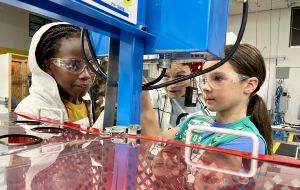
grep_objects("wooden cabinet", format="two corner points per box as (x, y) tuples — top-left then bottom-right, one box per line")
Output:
(0, 53), (29, 113)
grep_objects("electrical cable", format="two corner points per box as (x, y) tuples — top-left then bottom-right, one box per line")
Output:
(176, 113), (189, 125)
(89, 87), (96, 123)
(84, 29), (108, 79)
(143, 68), (167, 87)
(80, 29), (107, 81)
(82, 28), (169, 87)
(197, 96), (210, 117)
(142, 0), (249, 90)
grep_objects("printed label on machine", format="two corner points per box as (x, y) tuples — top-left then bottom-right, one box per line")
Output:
(81, 0), (137, 24)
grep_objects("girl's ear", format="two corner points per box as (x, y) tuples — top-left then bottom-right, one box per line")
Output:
(243, 77), (258, 95)
(41, 59), (53, 75)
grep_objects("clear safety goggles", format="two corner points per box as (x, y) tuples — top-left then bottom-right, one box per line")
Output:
(199, 73), (250, 89)
(49, 58), (97, 75)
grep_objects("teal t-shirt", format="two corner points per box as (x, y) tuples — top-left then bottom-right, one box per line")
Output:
(174, 115), (267, 154)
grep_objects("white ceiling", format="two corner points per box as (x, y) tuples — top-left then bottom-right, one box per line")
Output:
(229, 0), (300, 15)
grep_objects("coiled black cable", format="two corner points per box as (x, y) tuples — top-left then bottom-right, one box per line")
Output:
(84, 29), (108, 79)
(143, 68), (167, 87)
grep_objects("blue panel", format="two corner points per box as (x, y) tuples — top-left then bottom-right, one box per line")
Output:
(208, 0), (230, 58)
(89, 32), (109, 57)
(145, 0), (229, 59)
(117, 31), (144, 126)
(136, 0), (147, 31)
(0, 0), (153, 39)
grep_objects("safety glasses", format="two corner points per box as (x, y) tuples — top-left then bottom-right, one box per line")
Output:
(49, 58), (97, 75)
(199, 73), (250, 89)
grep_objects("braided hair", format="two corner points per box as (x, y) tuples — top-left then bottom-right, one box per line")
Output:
(35, 24), (81, 69)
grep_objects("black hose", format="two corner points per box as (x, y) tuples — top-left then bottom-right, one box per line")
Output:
(80, 29), (107, 81)
(89, 87), (96, 123)
(142, 1), (248, 90)
(143, 68), (167, 87)
(176, 113), (189, 125)
(84, 29), (108, 80)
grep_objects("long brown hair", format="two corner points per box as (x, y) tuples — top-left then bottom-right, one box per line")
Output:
(225, 44), (272, 154)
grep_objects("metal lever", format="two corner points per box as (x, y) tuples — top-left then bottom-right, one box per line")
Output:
(105, 124), (139, 135)
(37, 107), (64, 128)
(185, 126), (259, 178)
(105, 126), (127, 134)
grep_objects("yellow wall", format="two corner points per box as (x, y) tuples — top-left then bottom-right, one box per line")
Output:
(0, 47), (28, 60)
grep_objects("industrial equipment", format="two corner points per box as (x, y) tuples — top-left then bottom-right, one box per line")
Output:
(274, 80), (289, 125)
(0, 0), (242, 128)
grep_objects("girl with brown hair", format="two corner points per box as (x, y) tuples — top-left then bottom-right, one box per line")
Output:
(141, 43), (272, 154)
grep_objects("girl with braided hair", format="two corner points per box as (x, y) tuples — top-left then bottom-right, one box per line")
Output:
(16, 22), (103, 128)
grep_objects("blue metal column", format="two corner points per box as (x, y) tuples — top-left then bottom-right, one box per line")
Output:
(116, 31), (144, 126)
(111, 31), (143, 189)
